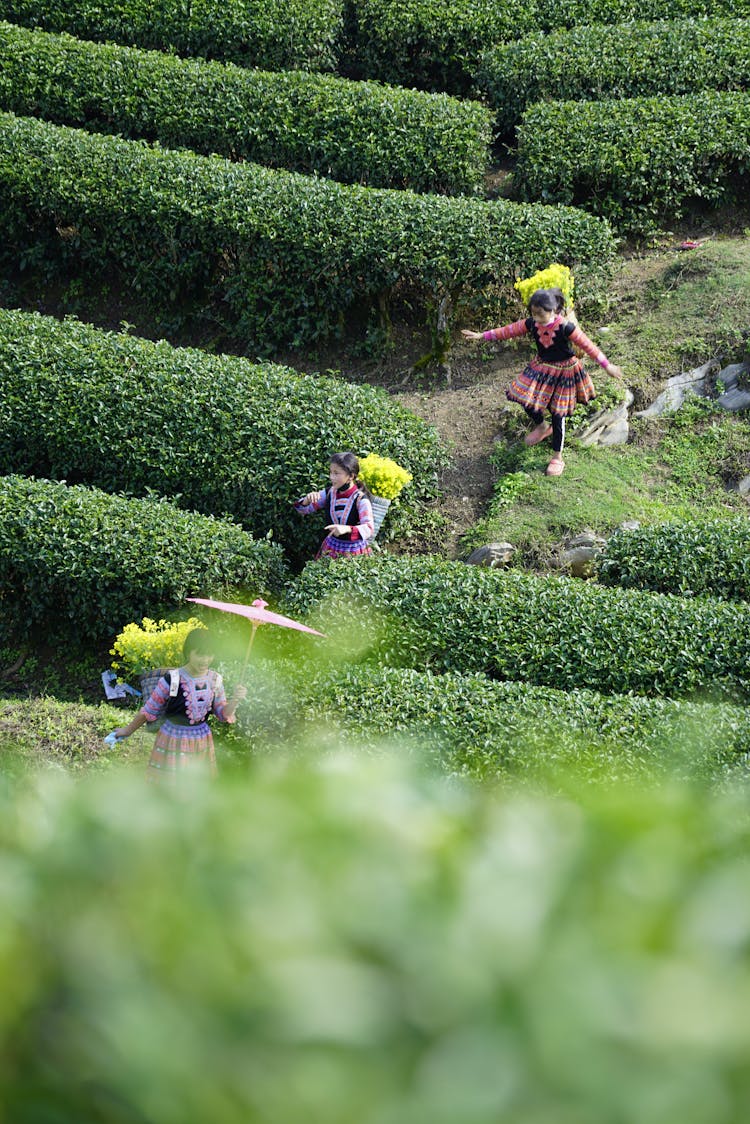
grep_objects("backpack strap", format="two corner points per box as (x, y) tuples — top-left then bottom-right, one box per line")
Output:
(213, 672), (223, 695)
(168, 669), (180, 698)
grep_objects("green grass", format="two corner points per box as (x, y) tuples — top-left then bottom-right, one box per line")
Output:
(465, 410), (748, 565)
(600, 237), (750, 397)
(0, 697), (152, 776)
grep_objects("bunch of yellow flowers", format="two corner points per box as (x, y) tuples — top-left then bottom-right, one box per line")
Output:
(514, 263), (574, 311)
(358, 454), (413, 501)
(111, 617), (207, 680)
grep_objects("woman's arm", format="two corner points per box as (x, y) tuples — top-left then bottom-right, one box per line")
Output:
(569, 326), (623, 378)
(294, 489), (327, 514)
(462, 320), (528, 343)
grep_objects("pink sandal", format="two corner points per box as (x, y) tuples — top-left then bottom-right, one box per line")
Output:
(524, 422), (553, 447)
(545, 456), (565, 477)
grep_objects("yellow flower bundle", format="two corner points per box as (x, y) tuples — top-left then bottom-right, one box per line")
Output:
(514, 263), (574, 311)
(111, 617), (207, 680)
(358, 454), (413, 501)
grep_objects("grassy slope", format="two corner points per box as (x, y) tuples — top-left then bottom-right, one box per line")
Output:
(465, 236), (750, 563)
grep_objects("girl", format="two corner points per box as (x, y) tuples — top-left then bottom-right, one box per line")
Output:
(110, 628), (247, 785)
(294, 451), (375, 559)
(462, 287), (623, 476)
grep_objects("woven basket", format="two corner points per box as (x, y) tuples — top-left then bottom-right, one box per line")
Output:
(370, 494), (391, 539)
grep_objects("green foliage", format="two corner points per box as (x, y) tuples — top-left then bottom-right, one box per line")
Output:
(1, 760), (750, 1121)
(286, 554), (750, 700)
(0, 309), (445, 563)
(0, 475), (287, 642)
(244, 661), (750, 785)
(599, 518), (750, 601)
(514, 91), (750, 235)
(0, 112), (616, 348)
(0, 21), (492, 194)
(346, 0), (750, 93)
(0, 0), (344, 70)
(476, 17), (750, 133)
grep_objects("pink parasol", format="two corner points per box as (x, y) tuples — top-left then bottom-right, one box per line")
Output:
(187, 596), (324, 680)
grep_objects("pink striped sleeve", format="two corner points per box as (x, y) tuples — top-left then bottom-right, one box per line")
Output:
(483, 319), (528, 342)
(569, 327), (609, 367)
(140, 676), (170, 722)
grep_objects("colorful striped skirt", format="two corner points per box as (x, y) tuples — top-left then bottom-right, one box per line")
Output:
(506, 356), (596, 417)
(146, 718), (217, 786)
(316, 534), (372, 560)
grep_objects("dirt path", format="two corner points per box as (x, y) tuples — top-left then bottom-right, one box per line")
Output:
(395, 351), (519, 557)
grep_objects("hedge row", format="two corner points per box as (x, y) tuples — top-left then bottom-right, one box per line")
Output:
(599, 519), (750, 601)
(514, 91), (750, 234)
(0, 475), (287, 642)
(344, 0), (750, 94)
(0, 22), (492, 195)
(285, 555), (750, 700)
(244, 661), (750, 785)
(0, 113), (615, 348)
(0, 0), (343, 71)
(0, 309), (445, 565)
(475, 17), (750, 134)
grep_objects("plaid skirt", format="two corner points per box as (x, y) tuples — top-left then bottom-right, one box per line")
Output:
(507, 356), (596, 417)
(316, 534), (372, 560)
(146, 718), (217, 786)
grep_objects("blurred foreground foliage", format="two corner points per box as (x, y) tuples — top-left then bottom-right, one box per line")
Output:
(1, 750), (750, 1123)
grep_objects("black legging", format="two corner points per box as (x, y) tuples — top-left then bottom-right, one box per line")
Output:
(525, 407), (565, 454)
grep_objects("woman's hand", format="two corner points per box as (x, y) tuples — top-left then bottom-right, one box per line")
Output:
(112, 727), (130, 739)
(461, 329), (484, 341)
(298, 492), (317, 506)
(325, 524), (347, 536)
(606, 362), (624, 380)
(230, 685), (248, 703)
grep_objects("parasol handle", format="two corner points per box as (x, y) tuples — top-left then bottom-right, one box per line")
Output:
(238, 621), (258, 685)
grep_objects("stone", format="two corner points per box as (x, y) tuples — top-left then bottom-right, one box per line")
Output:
(577, 389), (634, 447)
(560, 546), (599, 578)
(465, 542), (515, 568)
(618, 520), (641, 532)
(736, 475), (750, 497)
(635, 359), (717, 418)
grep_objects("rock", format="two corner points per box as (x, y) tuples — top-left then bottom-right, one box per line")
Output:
(560, 546), (599, 578)
(618, 520), (641, 532)
(556, 529), (607, 578)
(465, 542), (515, 568)
(715, 361), (750, 411)
(736, 475), (750, 497)
(577, 389), (634, 447)
(635, 359), (717, 418)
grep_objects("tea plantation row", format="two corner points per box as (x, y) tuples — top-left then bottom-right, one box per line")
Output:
(286, 556), (750, 701)
(246, 661), (750, 785)
(0, 308), (447, 564)
(515, 91), (750, 233)
(3, 0), (746, 93)
(0, 112), (614, 348)
(0, 475), (287, 643)
(0, 21), (492, 195)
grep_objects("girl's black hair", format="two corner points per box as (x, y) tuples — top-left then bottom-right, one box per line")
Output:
(329, 451), (369, 495)
(528, 287), (566, 314)
(183, 627), (215, 660)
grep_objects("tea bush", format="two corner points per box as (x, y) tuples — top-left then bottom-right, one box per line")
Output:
(0, 22), (492, 194)
(1, 761), (750, 1122)
(286, 555), (750, 700)
(476, 17), (750, 133)
(0, 475), (287, 642)
(599, 518), (750, 601)
(345, 0), (750, 93)
(0, 309), (445, 563)
(514, 91), (750, 234)
(243, 661), (750, 784)
(0, 0), (344, 70)
(0, 112), (616, 348)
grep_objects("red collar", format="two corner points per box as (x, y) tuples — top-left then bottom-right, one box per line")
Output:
(334, 483), (357, 497)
